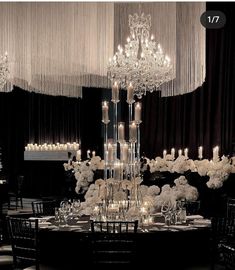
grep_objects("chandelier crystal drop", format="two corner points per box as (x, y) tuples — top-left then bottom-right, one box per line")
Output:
(0, 52), (9, 90)
(107, 13), (174, 98)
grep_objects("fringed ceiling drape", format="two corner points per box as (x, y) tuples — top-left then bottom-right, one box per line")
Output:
(0, 2), (205, 98)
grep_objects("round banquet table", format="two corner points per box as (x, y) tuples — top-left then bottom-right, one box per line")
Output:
(38, 215), (212, 269)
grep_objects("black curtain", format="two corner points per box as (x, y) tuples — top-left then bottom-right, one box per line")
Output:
(0, 87), (81, 194)
(140, 2), (235, 159)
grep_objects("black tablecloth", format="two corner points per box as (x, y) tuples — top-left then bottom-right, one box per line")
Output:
(38, 216), (211, 269)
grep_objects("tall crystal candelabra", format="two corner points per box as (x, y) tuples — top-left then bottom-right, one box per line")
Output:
(101, 81), (142, 206)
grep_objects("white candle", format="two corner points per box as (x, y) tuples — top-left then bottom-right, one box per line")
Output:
(76, 150), (81, 161)
(134, 102), (142, 123)
(178, 149), (182, 157)
(184, 148), (188, 159)
(92, 151), (96, 157)
(120, 143), (128, 162)
(163, 150), (167, 159)
(108, 143), (113, 163)
(87, 150), (90, 159)
(118, 122), (125, 143)
(129, 121), (137, 142)
(171, 148), (175, 159)
(198, 146), (203, 159)
(113, 162), (121, 180)
(112, 81), (119, 103)
(127, 82), (134, 104)
(102, 101), (109, 124)
(213, 146), (219, 162)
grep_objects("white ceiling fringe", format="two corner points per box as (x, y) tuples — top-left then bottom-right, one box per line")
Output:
(0, 2), (205, 98)
(0, 2), (114, 97)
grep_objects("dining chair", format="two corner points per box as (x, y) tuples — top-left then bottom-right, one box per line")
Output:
(227, 198), (235, 219)
(7, 217), (56, 270)
(31, 201), (56, 217)
(90, 220), (138, 266)
(221, 242), (235, 270)
(211, 216), (235, 270)
(8, 175), (24, 210)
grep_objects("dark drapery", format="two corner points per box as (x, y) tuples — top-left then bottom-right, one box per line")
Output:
(140, 2), (235, 159)
(0, 87), (81, 193)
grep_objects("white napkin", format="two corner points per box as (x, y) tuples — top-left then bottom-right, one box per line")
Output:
(192, 219), (211, 225)
(186, 215), (204, 220)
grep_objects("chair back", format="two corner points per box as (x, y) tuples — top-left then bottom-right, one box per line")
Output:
(7, 217), (39, 269)
(16, 176), (24, 195)
(90, 220), (138, 265)
(211, 217), (235, 243)
(227, 198), (235, 218)
(32, 200), (56, 217)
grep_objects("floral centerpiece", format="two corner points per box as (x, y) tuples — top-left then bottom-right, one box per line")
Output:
(63, 154), (235, 217)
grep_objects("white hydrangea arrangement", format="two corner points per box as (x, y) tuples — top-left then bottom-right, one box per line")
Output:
(63, 154), (235, 202)
(63, 156), (104, 194)
(146, 155), (235, 189)
(78, 175), (198, 216)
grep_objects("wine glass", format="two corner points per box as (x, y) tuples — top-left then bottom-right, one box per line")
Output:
(161, 201), (173, 226)
(72, 199), (81, 217)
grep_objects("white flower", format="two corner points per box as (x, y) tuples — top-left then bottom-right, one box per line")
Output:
(95, 179), (105, 187)
(147, 185), (160, 196)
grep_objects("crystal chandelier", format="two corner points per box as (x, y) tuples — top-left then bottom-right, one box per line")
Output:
(107, 12), (174, 98)
(0, 52), (9, 90)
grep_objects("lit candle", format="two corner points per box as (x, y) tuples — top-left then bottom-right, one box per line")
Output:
(171, 148), (175, 159)
(184, 148), (188, 159)
(129, 121), (137, 142)
(111, 81), (119, 103)
(108, 143), (113, 163)
(213, 146), (219, 162)
(87, 150), (90, 159)
(120, 143), (128, 162)
(92, 151), (96, 157)
(178, 149), (182, 157)
(113, 162), (121, 180)
(163, 150), (167, 159)
(198, 146), (203, 159)
(134, 102), (142, 123)
(76, 150), (81, 161)
(127, 82), (134, 104)
(102, 101), (109, 124)
(118, 122), (125, 143)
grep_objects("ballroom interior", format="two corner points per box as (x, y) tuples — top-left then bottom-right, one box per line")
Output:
(0, 1), (235, 270)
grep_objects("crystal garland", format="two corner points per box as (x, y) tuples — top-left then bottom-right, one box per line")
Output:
(107, 12), (174, 98)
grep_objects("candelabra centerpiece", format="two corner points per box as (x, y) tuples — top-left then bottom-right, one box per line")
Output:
(107, 12), (174, 98)
(0, 52), (9, 90)
(102, 81), (143, 214)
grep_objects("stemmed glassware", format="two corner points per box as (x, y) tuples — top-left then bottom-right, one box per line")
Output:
(72, 199), (81, 218)
(161, 200), (174, 226)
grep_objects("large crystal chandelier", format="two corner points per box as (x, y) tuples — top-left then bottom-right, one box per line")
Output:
(0, 52), (9, 90)
(107, 12), (174, 98)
